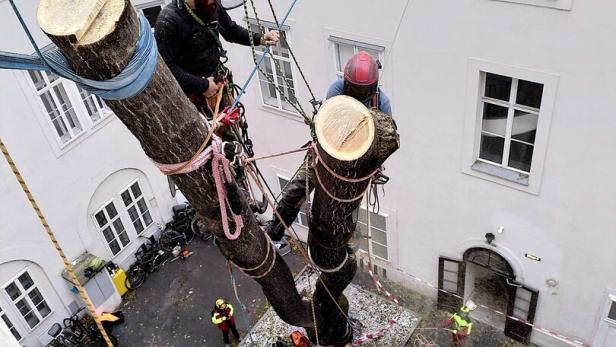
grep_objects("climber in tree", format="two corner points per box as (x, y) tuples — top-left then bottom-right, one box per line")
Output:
(265, 51), (393, 241)
(155, 0), (279, 115)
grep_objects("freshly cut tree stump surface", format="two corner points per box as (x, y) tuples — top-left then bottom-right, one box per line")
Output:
(37, 0), (115, 43)
(37, 0), (400, 344)
(315, 95), (375, 161)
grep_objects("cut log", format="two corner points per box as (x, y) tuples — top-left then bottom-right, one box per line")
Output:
(308, 96), (399, 345)
(37, 0), (110, 43)
(38, 0), (312, 328)
(37, 1), (400, 344)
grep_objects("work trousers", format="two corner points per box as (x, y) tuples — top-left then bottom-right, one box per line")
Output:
(222, 323), (240, 344)
(271, 153), (316, 230)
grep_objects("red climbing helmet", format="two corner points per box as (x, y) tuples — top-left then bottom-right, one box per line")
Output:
(343, 51), (380, 104)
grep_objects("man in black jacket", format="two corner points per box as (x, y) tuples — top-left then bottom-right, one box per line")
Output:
(155, 0), (279, 107)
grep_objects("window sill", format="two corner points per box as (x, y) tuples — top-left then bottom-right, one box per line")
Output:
(471, 161), (529, 186)
(357, 249), (390, 263)
(260, 103), (304, 123)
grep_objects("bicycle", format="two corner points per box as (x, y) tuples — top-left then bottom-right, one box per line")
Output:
(169, 202), (213, 241)
(48, 307), (119, 346)
(125, 232), (190, 290)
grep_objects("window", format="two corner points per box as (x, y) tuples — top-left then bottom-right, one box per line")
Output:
(3, 271), (51, 330)
(27, 70), (111, 146)
(277, 176), (310, 227)
(478, 73), (543, 174)
(28, 70), (83, 144)
(79, 88), (110, 124)
(120, 181), (153, 234)
(357, 208), (388, 260)
(329, 37), (384, 79)
(94, 201), (131, 255)
(250, 23), (298, 113)
(0, 306), (21, 341)
(462, 59), (558, 194)
(608, 300), (616, 322)
(136, 1), (164, 28)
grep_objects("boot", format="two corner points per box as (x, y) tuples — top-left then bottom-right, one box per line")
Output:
(264, 219), (286, 242)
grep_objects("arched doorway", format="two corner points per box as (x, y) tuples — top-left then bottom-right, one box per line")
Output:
(463, 248), (515, 331)
(437, 249), (539, 344)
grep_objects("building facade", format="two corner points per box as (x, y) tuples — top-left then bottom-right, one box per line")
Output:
(0, 1), (174, 346)
(224, 0), (616, 346)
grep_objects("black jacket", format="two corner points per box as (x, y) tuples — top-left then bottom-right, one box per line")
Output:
(155, 0), (262, 94)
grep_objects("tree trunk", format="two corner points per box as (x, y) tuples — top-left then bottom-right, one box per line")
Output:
(38, 0), (311, 327)
(37, 1), (400, 345)
(308, 96), (399, 345)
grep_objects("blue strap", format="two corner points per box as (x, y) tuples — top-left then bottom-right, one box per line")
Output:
(0, 1), (158, 101)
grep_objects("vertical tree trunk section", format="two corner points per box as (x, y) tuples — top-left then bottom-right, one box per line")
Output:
(309, 96), (399, 345)
(37, 0), (312, 327)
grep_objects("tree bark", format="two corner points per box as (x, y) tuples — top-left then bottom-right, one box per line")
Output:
(38, 0), (311, 327)
(308, 98), (399, 345)
(37, 1), (400, 345)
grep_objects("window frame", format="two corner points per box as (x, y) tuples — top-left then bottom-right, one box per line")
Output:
(462, 59), (559, 195)
(247, 20), (301, 116)
(26, 70), (85, 145)
(477, 74), (541, 175)
(119, 179), (154, 235)
(77, 87), (111, 125)
(1, 269), (53, 332)
(93, 199), (132, 256)
(328, 36), (385, 80)
(357, 206), (390, 261)
(134, 0), (166, 29)
(0, 305), (22, 341)
(25, 70), (113, 149)
(606, 295), (616, 325)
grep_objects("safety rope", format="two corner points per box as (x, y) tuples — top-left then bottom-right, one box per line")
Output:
(242, 0), (311, 124)
(228, 233), (277, 279)
(229, 0), (300, 112)
(303, 171), (320, 346)
(355, 252), (592, 346)
(307, 247), (348, 274)
(0, 138), (114, 347)
(243, 164), (351, 321)
(0, 1), (157, 100)
(262, 0), (319, 113)
(227, 262), (257, 346)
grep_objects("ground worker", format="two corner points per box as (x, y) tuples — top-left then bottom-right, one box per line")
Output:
(265, 51), (393, 241)
(155, 0), (279, 115)
(444, 301), (476, 347)
(211, 298), (240, 347)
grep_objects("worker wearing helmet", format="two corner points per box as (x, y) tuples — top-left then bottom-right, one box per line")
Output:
(211, 298), (239, 347)
(155, 0), (279, 115)
(265, 51), (392, 241)
(444, 301), (476, 346)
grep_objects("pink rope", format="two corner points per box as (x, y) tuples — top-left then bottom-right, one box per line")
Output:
(152, 138), (218, 175)
(310, 143), (381, 183)
(151, 134), (243, 241)
(210, 139), (244, 240)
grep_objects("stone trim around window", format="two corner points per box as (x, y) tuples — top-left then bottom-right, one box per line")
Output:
(461, 59), (559, 195)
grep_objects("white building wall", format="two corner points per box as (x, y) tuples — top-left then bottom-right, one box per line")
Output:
(0, 1), (175, 345)
(226, 0), (616, 345)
